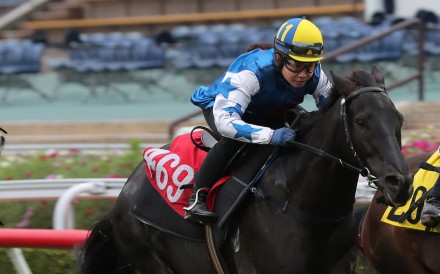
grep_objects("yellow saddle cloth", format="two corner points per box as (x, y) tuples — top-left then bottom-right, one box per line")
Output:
(381, 148), (440, 233)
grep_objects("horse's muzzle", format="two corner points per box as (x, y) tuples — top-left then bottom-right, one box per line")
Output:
(382, 173), (414, 207)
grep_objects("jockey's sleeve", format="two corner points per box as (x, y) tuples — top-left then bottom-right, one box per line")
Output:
(212, 70), (274, 144)
(313, 67), (333, 109)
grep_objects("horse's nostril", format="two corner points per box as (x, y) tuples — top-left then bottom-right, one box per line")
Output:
(384, 174), (413, 203)
(384, 175), (400, 187)
(385, 174), (412, 187)
(384, 174), (413, 194)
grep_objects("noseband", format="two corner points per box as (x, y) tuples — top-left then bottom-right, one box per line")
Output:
(340, 86), (388, 191)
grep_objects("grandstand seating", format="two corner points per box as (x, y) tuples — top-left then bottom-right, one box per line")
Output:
(0, 13), (437, 106)
(166, 17), (432, 69)
(0, 39), (50, 103)
(0, 39), (44, 74)
(47, 31), (168, 102)
(49, 32), (165, 73)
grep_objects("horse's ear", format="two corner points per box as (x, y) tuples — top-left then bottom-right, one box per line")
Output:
(330, 70), (353, 97)
(371, 66), (386, 89)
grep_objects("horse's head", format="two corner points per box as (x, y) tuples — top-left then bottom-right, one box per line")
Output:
(0, 127), (5, 159)
(330, 67), (413, 207)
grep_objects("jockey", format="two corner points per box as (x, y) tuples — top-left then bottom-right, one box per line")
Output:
(421, 175), (440, 226)
(184, 17), (333, 224)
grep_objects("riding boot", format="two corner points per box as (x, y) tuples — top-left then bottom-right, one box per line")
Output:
(183, 187), (217, 224)
(421, 196), (440, 227)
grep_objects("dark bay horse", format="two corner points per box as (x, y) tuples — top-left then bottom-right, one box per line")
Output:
(80, 67), (413, 274)
(359, 152), (440, 274)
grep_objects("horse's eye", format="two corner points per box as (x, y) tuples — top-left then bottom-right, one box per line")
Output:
(355, 119), (366, 128)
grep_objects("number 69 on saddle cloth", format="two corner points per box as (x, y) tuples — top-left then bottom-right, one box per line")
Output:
(381, 149), (440, 233)
(143, 130), (229, 217)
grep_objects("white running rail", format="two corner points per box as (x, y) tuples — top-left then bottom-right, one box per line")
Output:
(0, 178), (126, 201)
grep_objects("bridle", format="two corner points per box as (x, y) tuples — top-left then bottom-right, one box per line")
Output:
(288, 86), (391, 191)
(263, 85), (394, 224)
(340, 86), (388, 191)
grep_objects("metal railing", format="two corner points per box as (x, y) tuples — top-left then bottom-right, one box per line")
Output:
(0, 178), (125, 201)
(323, 17), (425, 100)
(0, 178), (125, 274)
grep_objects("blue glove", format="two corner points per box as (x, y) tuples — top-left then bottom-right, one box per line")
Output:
(270, 128), (296, 146)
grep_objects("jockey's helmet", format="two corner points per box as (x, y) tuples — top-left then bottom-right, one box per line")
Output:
(274, 18), (324, 62)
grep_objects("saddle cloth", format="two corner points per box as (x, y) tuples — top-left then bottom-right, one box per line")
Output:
(130, 130), (274, 243)
(381, 149), (440, 233)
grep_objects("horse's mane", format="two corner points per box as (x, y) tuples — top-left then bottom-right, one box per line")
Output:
(247, 41), (273, 52)
(319, 67), (383, 113)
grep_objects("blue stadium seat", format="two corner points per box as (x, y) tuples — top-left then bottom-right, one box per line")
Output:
(192, 44), (218, 68)
(0, 40), (43, 74)
(19, 41), (45, 73)
(377, 29), (406, 60)
(424, 27), (440, 55)
(216, 44), (245, 67)
(0, 41), (22, 74)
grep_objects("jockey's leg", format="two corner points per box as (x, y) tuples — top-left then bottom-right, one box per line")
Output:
(184, 137), (242, 224)
(421, 177), (440, 227)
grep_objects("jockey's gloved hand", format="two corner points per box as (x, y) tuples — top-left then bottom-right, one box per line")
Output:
(270, 128), (296, 146)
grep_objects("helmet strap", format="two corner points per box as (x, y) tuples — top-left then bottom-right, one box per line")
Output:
(274, 51), (285, 71)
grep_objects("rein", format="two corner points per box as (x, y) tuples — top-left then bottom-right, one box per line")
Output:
(286, 86), (386, 189)
(253, 86), (390, 225)
(286, 140), (366, 175)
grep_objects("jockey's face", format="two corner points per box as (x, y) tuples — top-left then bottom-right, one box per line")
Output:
(281, 59), (316, 88)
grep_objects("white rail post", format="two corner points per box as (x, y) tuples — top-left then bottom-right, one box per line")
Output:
(7, 248), (32, 274)
(53, 182), (107, 230)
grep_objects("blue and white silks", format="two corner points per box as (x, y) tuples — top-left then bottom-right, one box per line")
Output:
(190, 48), (332, 144)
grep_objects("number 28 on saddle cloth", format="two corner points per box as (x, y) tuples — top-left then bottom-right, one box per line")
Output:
(143, 130), (230, 217)
(382, 148), (440, 233)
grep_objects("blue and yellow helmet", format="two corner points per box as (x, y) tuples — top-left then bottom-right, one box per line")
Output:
(274, 18), (324, 62)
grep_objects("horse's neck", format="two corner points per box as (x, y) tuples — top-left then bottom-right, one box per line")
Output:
(284, 108), (359, 214)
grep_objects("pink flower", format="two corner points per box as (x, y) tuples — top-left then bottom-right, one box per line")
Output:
(47, 150), (59, 158)
(24, 172), (33, 178)
(45, 174), (57, 179)
(401, 148), (409, 156)
(85, 208), (94, 216)
(411, 140), (430, 149)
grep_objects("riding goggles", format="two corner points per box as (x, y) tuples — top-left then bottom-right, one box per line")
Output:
(288, 42), (323, 57)
(284, 59), (317, 73)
